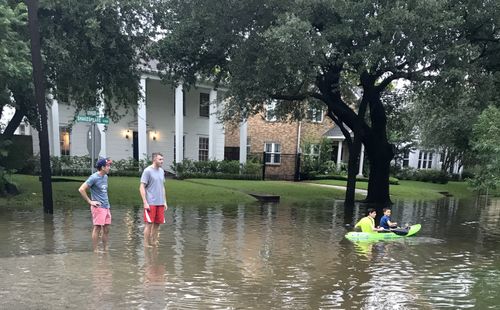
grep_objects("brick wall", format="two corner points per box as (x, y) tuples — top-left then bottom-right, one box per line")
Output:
(224, 111), (336, 179)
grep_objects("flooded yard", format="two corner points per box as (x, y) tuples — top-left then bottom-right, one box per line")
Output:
(0, 197), (499, 309)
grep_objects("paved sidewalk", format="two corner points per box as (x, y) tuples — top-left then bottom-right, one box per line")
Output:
(306, 183), (368, 195)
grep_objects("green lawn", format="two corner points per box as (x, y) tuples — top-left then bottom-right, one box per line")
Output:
(2, 175), (255, 208)
(0, 174), (477, 209)
(307, 179), (474, 200)
(184, 179), (349, 203)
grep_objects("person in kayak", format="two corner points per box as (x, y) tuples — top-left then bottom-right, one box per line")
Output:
(379, 208), (398, 230)
(354, 208), (385, 233)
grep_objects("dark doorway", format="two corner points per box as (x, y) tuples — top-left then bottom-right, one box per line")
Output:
(133, 131), (138, 161)
(224, 147), (240, 161)
(331, 141), (338, 161)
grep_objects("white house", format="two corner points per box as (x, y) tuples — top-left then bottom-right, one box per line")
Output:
(399, 149), (463, 174)
(31, 70), (226, 170)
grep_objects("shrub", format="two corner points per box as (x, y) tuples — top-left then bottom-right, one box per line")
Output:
(309, 174), (399, 185)
(395, 167), (449, 184)
(171, 159), (261, 179)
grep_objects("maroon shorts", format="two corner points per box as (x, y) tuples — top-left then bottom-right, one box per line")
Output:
(144, 205), (165, 224)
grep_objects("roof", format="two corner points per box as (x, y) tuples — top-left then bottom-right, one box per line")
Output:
(323, 125), (353, 140)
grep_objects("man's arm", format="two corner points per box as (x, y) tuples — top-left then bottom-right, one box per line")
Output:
(78, 182), (100, 207)
(139, 182), (149, 210)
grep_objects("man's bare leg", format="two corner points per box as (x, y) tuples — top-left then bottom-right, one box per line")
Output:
(102, 225), (110, 251)
(92, 225), (102, 252)
(144, 223), (153, 247)
(151, 223), (160, 246)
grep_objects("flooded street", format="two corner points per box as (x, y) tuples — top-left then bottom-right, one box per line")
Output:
(0, 197), (499, 309)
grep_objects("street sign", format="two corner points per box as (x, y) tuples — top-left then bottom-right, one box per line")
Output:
(76, 115), (110, 124)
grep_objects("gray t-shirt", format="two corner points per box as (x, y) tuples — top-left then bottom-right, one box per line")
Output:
(140, 166), (165, 205)
(85, 172), (110, 209)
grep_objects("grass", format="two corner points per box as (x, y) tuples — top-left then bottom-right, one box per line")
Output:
(183, 179), (349, 203)
(2, 174), (255, 208)
(307, 179), (474, 200)
(0, 174), (478, 209)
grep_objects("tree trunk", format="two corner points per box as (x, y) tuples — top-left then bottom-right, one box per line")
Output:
(27, 0), (53, 214)
(362, 80), (394, 206)
(2, 108), (25, 138)
(365, 143), (393, 205)
(345, 137), (361, 207)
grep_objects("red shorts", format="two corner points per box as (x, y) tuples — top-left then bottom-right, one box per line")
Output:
(144, 205), (165, 224)
(90, 206), (111, 226)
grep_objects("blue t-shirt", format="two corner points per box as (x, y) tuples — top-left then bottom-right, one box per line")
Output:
(85, 172), (110, 209)
(379, 215), (391, 229)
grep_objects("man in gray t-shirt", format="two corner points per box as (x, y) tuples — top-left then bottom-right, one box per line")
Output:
(140, 152), (167, 247)
(79, 158), (113, 252)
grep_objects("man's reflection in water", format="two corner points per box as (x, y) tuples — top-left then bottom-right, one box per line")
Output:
(144, 247), (166, 285)
(91, 252), (113, 308)
(142, 247), (167, 307)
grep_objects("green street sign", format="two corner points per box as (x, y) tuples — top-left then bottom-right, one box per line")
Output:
(76, 115), (110, 124)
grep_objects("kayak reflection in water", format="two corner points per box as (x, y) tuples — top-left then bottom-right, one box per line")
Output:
(354, 208), (385, 233)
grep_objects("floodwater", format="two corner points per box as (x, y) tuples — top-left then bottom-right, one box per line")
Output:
(0, 197), (499, 309)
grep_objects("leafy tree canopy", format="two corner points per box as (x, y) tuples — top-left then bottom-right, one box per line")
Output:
(0, 1), (31, 109)
(469, 105), (500, 191)
(38, 0), (154, 121)
(151, 0), (484, 204)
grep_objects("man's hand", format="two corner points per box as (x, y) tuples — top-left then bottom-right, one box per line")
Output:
(144, 202), (150, 210)
(90, 201), (101, 208)
(164, 203), (168, 211)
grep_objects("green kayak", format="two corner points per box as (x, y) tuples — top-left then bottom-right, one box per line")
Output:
(345, 224), (422, 242)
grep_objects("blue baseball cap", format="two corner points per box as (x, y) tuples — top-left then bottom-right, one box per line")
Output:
(95, 158), (112, 169)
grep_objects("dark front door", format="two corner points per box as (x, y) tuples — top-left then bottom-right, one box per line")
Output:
(224, 147), (240, 161)
(133, 131), (138, 161)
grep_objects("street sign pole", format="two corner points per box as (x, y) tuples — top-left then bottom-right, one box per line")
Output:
(91, 122), (95, 174)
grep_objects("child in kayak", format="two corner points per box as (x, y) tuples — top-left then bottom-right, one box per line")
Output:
(355, 208), (385, 233)
(379, 208), (398, 230)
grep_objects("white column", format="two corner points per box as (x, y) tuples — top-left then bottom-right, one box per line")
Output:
(138, 77), (148, 161)
(208, 89), (225, 160)
(49, 95), (60, 157)
(239, 120), (248, 165)
(208, 90), (216, 159)
(358, 143), (365, 176)
(175, 84), (184, 163)
(97, 96), (106, 158)
(336, 140), (343, 168)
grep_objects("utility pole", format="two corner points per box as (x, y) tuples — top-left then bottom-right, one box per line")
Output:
(26, 0), (54, 214)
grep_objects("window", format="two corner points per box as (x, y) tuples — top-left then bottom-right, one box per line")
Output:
(199, 137), (209, 161)
(402, 150), (410, 167)
(60, 126), (71, 156)
(246, 137), (251, 156)
(264, 142), (281, 164)
(418, 151), (433, 169)
(199, 93), (210, 117)
(306, 144), (320, 157)
(265, 101), (277, 122)
(19, 124), (26, 135)
(173, 135), (185, 162)
(306, 108), (323, 123)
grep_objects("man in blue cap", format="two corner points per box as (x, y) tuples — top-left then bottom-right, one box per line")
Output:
(79, 158), (113, 252)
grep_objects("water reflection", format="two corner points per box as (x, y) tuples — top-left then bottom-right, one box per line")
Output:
(0, 197), (499, 308)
